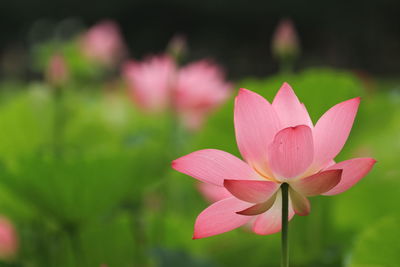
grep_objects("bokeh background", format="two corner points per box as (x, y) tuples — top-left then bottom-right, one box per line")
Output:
(0, 1), (399, 267)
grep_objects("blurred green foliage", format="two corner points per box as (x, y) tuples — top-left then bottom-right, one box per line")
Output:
(348, 215), (400, 267)
(0, 81), (174, 266)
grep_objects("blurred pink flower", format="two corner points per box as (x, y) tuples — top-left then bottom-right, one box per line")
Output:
(123, 56), (231, 130)
(0, 216), (18, 259)
(46, 53), (69, 86)
(272, 19), (300, 59)
(174, 60), (231, 130)
(80, 20), (126, 66)
(123, 55), (176, 112)
(172, 83), (376, 239)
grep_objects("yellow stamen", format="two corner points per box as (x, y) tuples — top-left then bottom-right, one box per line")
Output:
(254, 167), (281, 183)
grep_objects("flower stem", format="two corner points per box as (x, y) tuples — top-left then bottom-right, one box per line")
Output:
(53, 84), (66, 158)
(281, 183), (289, 267)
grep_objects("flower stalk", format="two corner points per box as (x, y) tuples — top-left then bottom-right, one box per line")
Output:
(52, 84), (66, 158)
(281, 183), (289, 267)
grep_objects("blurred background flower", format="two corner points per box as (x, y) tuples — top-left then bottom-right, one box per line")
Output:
(271, 18), (300, 73)
(174, 60), (231, 130)
(123, 55), (231, 131)
(46, 53), (69, 86)
(123, 55), (175, 113)
(80, 20), (126, 67)
(0, 216), (18, 261)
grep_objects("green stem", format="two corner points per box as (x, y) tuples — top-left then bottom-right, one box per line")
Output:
(128, 203), (149, 267)
(281, 183), (289, 267)
(53, 85), (66, 158)
(65, 224), (85, 267)
(279, 60), (293, 75)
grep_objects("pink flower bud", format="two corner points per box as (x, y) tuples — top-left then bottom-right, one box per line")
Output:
(80, 20), (126, 66)
(271, 19), (300, 59)
(46, 53), (69, 86)
(0, 216), (18, 260)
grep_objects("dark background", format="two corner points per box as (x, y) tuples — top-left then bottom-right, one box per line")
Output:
(0, 0), (399, 78)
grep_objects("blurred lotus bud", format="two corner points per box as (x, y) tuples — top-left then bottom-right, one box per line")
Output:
(122, 55), (176, 113)
(0, 216), (18, 260)
(271, 19), (300, 72)
(166, 34), (187, 63)
(46, 53), (69, 86)
(80, 20), (126, 67)
(174, 60), (231, 131)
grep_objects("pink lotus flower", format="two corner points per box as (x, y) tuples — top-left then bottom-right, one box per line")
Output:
(123, 55), (231, 130)
(123, 55), (176, 112)
(0, 216), (18, 259)
(46, 53), (69, 86)
(174, 60), (232, 130)
(80, 20), (126, 66)
(172, 83), (376, 239)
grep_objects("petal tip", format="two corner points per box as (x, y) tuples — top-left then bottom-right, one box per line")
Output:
(171, 159), (178, 170)
(274, 82), (297, 100)
(350, 96), (361, 105)
(192, 227), (206, 240)
(238, 88), (249, 94)
(235, 88), (250, 103)
(281, 82), (293, 91)
(359, 157), (377, 166)
(367, 158), (378, 168)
